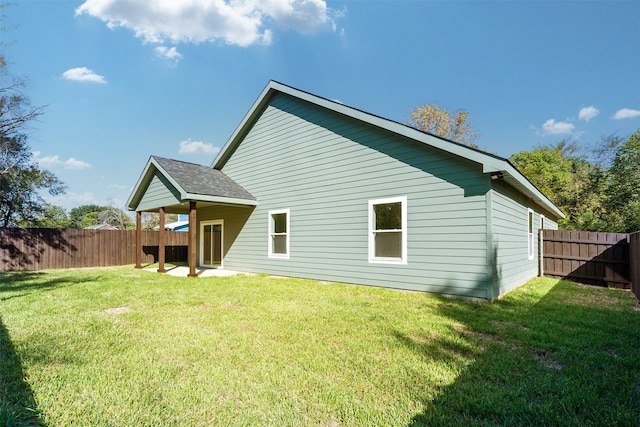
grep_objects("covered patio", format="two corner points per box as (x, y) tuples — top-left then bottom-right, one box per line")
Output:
(127, 156), (257, 277)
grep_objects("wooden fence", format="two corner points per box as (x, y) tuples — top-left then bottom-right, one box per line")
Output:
(541, 229), (631, 289)
(630, 231), (640, 300)
(0, 228), (189, 272)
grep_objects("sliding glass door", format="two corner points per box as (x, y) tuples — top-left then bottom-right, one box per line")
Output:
(201, 220), (223, 268)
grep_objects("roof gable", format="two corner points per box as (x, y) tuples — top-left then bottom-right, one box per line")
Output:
(127, 156), (256, 211)
(212, 80), (564, 219)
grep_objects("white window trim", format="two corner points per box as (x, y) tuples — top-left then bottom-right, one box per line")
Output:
(368, 196), (408, 265)
(268, 208), (290, 259)
(528, 208), (535, 260)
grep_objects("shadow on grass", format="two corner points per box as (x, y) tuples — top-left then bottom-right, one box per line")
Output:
(0, 316), (46, 426)
(0, 270), (101, 302)
(403, 279), (640, 426)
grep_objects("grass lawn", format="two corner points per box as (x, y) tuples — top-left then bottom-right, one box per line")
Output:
(1, 266), (639, 426)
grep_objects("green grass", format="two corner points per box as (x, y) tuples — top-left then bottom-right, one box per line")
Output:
(1, 267), (639, 426)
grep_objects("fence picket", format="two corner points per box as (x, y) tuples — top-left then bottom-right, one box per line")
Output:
(542, 229), (631, 289)
(0, 228), (189, 271)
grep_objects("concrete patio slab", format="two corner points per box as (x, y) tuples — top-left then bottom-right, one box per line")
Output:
(144, 266), (241, 278)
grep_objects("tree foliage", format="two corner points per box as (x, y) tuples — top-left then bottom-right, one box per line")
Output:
(69, 204), (106, 228)
(69, 204), (134, 229)
(601, 131), (640, 233)
(510, 130), (640, 233)
(408, 103), (480, 148)
(0, 43), (66, 227)
(142, 212), (179, 231)
(0, 165), (65, 227)
(16, 204), (71, 228)
(97, 206), (134, 230)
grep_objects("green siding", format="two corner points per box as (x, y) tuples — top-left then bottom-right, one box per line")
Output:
(137, 171), (182, 211)
(210, 93), (491, 298)
(489, 181), (558, 298)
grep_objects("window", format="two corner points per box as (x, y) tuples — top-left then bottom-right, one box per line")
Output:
(268, 209), (290, 259)
(528, 209), (534, 260)
(368, 196), (407, 264)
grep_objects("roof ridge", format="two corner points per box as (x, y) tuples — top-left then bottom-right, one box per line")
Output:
(266, 81), (508, 163)
(151, 155), (210, 169)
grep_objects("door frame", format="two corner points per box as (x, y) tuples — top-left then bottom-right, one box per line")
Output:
(200, 219), (224, 268)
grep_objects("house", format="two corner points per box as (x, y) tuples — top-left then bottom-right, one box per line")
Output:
(157, 220), (189, 232)
(127, 81), (564, 300)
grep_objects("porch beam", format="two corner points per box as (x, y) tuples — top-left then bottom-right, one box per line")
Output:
(188, 201), (198, 277)
(157, 206), (166, 273)
(135, 211), (142, 269)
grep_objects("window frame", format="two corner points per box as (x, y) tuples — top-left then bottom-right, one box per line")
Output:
(268, 208), (290, 259)
(368, 196), (408, 265)
(528, 208), (535, 260)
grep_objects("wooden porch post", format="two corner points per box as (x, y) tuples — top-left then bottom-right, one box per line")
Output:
(135, 211), (142, 269)
(158, 207), (166, 273)
(188, 201), (198, 277)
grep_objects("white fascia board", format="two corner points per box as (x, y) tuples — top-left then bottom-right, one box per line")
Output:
(183, 194), (258, 206)
(502, 163), (565, 219)
(127, 156), (188, 211)
(149, 157), (189, 200)
(126, 157), (154, 210)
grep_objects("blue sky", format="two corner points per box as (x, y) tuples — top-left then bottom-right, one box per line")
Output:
(3, 0), (640, 213)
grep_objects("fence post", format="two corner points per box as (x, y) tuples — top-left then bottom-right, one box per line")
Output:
(630, 231), (640, 301)
(135, 212), (142, 269)
(538, 229), (544, 277)
(157, 207), (166, 273)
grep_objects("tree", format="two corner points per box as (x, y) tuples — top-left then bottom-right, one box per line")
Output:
(601, 130), (640, 233)
(408, 103), (480, 148)
(509, 141), (606, 231)
(69, 204), (106, 228)
(0, 41), (65, 226)
(0, 54), (45, 175)
(0, 163), (66, 227)
(97, 206), (134, 230)
(141, 212), (179, 231)
(16, 203), (71, 228)
(69, 203), (134, 229)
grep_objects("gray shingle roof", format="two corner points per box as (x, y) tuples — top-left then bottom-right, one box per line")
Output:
(152, 156), (255, 201)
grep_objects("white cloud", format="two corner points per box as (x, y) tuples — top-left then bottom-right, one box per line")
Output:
(34, 152), (92, 170)
(612, 108), (640, 120)
(75, 0), (343, 48)
(46, 191), (98, 210)
(541, 119), (575, 136)
(178, 139), (220, 155)
(108, 183), (128, 190)
(578, 106), (599, 122)
(65, 157), (92, 170)
(155, 46), (182, 65)
(61, 67), (107, 84)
